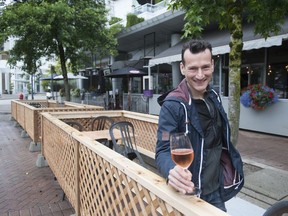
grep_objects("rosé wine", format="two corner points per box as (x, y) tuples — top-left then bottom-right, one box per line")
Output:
(171, 148), (194, 168)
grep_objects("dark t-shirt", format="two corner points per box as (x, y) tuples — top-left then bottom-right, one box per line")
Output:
(193, 95), (223, 195)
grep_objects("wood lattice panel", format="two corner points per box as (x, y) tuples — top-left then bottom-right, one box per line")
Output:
(126, 118), (158, 153)
(78, 146), (178, 216)
(42, 118), (77, 206)
(62, 118), (93, 131)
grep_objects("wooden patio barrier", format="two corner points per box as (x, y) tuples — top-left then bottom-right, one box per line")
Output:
(41, 111), (229, 216)
(10, 100), (104, 147)
(48, 110), (159, 158)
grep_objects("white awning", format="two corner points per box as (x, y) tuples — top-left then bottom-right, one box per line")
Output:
(243, 34), (287, 50)
(149, 33), (288, 66)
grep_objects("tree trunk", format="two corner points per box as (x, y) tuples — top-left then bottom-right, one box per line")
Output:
(58, 43), (70, 101)
(228, 8), (243, 146)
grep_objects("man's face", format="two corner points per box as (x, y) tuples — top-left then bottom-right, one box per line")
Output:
(180, 49), (214, 99)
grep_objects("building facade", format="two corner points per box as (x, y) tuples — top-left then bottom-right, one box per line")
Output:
(109, 0), (288, 136)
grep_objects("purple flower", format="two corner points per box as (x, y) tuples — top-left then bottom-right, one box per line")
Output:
(240, 91), (252, 107)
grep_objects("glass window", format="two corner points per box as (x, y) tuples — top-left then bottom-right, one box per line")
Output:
(241, 49), (265, 89)
(217, 40), (288, 99)
(212, 56), (221, 94)
(132, 77), (142, 93)
(220, 54), (229, 96)
(153, 72), (172, 94)
(266, 63), (288, 99)
(241, 64), (264, 89)
(267, 40), (288, 99)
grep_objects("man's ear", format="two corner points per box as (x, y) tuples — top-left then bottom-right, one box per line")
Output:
(180, 62), (185, 75)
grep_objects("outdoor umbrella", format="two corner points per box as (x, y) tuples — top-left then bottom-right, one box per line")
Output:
(105, 67), (147, 78)
(105, 67), (147, 110)
(40, 73), (58, 80)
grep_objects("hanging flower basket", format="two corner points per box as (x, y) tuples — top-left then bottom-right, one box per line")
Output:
(240, 84), (279, 110)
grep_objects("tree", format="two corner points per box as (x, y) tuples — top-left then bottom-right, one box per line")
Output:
(0, 0), (118, 101)
(169, 0), (288, 145)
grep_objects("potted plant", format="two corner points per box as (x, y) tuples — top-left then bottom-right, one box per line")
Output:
(240, 84), (279, 110)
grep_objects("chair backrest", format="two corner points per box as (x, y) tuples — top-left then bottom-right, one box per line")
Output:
(91, 116), (114, 131)
(65, 121), (84, 131)
(263, 200), (288, 216)
(109, 121), (146, 167)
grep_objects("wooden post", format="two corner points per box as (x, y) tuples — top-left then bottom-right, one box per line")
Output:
(75, 141), (80, 215)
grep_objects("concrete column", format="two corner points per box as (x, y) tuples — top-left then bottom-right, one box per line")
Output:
(110, 56), (117, 107)
(5, 72), (10, 93)
(172, 62), (181, 88)
(0, 72), (2, 95)
(171, 34), (182, 88)
(77, 79), (83, 90)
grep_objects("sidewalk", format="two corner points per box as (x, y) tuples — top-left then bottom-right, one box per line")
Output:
(236, 130), (288, 212)
(0, 110), (75, 215)
(0, 96), (287, 215)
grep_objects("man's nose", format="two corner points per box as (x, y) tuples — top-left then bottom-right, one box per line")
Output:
(195, 68), (205, 78)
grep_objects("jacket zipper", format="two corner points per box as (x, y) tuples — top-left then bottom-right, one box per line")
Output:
(180, 100), (203, 197)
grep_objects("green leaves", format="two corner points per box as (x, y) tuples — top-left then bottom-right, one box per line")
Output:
(0, 0), (117, 101)
(168, 0), (287, 145)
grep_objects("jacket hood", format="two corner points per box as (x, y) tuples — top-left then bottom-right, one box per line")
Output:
(157, 79), (190, 106)
(157, 79), (214, 106)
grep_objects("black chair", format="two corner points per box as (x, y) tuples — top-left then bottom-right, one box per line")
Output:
(95, 138), (109, 148)
(109, 121), (146, 168)
(91, 116), (114, 131)
(263, 200), (288, 216)
(65, 121), (84, 131)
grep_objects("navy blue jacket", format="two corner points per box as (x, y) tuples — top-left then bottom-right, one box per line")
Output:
(155, 79), (244, 201)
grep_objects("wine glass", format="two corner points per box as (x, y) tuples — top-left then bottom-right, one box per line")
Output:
(170, 132), (201, 196)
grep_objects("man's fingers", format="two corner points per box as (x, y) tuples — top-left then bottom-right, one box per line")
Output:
(168, 169), (195, 194)
(168, 176), (186, 194)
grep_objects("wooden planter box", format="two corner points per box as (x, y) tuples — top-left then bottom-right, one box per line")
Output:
(40, 110), (228, 216)
(11, 100), (104, 145)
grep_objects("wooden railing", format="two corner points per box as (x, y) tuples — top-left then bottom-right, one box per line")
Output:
(11, 100), (104, 144)
(41, 111), (229, 216)
(48, 110), (158, 156)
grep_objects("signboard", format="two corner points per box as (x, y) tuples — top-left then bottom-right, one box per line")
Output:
(103, 67), (111, 76)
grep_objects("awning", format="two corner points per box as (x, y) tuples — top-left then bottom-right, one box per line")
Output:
(149, 33), (288, 66)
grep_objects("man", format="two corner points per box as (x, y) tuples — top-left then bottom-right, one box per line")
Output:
(155, 39), (244, 211)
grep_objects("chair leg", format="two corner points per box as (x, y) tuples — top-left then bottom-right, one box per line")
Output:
(134, 151), (146, 168)
(108, 140), (113, 149)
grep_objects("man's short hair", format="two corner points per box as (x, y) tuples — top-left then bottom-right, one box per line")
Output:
(181, 39), (212, 65)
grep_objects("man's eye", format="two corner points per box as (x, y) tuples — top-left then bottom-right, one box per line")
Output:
(202, 66), (211, 71)
(188, 68), (198, 73)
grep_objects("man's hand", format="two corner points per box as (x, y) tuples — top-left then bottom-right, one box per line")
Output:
(167, 165), (195, 194)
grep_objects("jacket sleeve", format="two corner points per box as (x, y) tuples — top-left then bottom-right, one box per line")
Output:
(155, 100), (184, 178)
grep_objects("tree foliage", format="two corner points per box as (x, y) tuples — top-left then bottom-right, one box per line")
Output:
(0, 0), (119, 101)
(169, 0), (288, 145)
